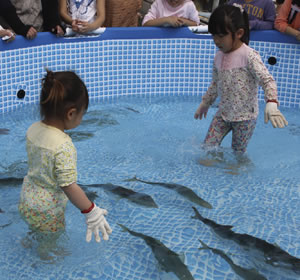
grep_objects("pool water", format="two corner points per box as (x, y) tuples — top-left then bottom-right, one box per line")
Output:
(0, 96), (299, 280)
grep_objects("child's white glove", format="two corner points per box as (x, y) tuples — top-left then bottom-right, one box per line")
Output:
(83, 203), (112, 242)
(264, 102), (288, 128)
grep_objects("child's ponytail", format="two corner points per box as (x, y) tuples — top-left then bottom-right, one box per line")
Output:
(40, 69), (89, 120)
(41, 70), (65, 117)
(241, 10), (249, 45)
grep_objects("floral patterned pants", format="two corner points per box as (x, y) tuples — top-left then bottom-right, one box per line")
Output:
(204, 115), (257, 154)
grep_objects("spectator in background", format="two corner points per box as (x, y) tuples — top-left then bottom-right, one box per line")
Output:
(142, 0), (200, 27)
(104, 0), (142, 27)
(227, 0), (276, 30)
(59, 0), (105, 34)
(275, 0), (300, 41)
(0, 0), (64, 39)
(275, 0), (285, 15)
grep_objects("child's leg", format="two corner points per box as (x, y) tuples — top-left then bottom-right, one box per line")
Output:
(35, 230), (70, 261)
(204, 115), (232, 147)
(231, 119), (257, 154)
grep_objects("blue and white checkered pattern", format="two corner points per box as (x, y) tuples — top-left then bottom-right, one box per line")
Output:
(0, 32), (299, 113)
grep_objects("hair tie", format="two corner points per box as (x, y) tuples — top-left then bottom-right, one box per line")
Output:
(233, 3), (244, 13)
(46, 70), (55, 84)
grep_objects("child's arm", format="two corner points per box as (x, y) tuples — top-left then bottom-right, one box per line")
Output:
(194, 64), (218, 120)
(143, 16), (185, 27)
(58, 0), (73, 25)
(62, 182), (92, 211)
(248, 50), (288, 128)
(77, 0), (105, 33)
(62, 182), (112, 242)
(178, 17), (198, 27)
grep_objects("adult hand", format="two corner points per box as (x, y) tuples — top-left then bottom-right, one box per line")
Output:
(51, 25), (65, 37)
(26, 27), (37, 40)
(194, 102), (209, 120)
(0, 29), (15, 42)
(264, 102), (288, 128)
(83, 204), (112, 242)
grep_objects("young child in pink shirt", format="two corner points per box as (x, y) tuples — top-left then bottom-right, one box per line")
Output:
(194, 5), (288, 155)
(142, 0), (200, 27)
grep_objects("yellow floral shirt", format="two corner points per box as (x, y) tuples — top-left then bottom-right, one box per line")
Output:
(19, 121), (77, 232)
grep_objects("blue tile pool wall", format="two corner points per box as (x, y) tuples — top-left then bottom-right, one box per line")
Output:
(0, 35), (299, 114)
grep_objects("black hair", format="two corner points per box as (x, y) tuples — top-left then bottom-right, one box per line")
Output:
(293, 0), (300, 6)
(40, 70), (89, 120)
(208, 4), (250, 45)
(288, 0), (300, 25)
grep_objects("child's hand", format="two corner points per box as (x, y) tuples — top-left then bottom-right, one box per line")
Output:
(264, 102), (288, 128)
(84, 203), (112, 242)
(71, 20), (83, 32)
(194, 102), (209, 120)
(166, 16), (184, 27)
(76, 21), (94, 33)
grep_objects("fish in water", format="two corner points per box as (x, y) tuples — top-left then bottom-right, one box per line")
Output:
(192, 207), (300, 273)
(0, 177), (23, 187)
(67, 131), (94, 142)
(118, 223), (195, 280)
(0, 222), (12, 229)
(125, 176), (212, 209)
(79, 183), (158, 208)
(80, 186), (99, 202)
(125, 107), (140, 113)
(199, 240), (267, 280)
(0, 128), (10, 135)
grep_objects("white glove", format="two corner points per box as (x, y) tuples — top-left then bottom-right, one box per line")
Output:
(264, 102), (288, 128)
(83, 204), (112, 242)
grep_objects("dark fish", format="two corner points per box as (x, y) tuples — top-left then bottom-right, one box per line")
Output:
(80, 186), (99, 202)
(0, 177), (23, 187)
(0, 208), (4, 213)
(118, 223), (194, 280)
(125, 176), (212, 209)
(125, 107), (140, 113)
(0, 128), (9, 135)
(0, 160), (27, 178)
(67, 131), (94, 142)
(0, 222), (12, 229)
(199, 240), (267, 280)
(81, 117), (119, 127)
(192, 207), (300, 272)
(81, 109), (120, 127)
(80, 183), (158, 208)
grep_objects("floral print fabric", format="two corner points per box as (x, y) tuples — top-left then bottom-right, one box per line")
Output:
(19, 122), (77, 232)
(202, 43), (278, 122)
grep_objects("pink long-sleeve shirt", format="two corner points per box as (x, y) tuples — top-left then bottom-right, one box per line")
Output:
(142, 0), (200, 26)
(275, 0), (300, 33)
(202, 44), (278, 122)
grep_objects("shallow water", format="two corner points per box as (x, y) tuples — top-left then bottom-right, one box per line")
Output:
(0, 96), (299, 280)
